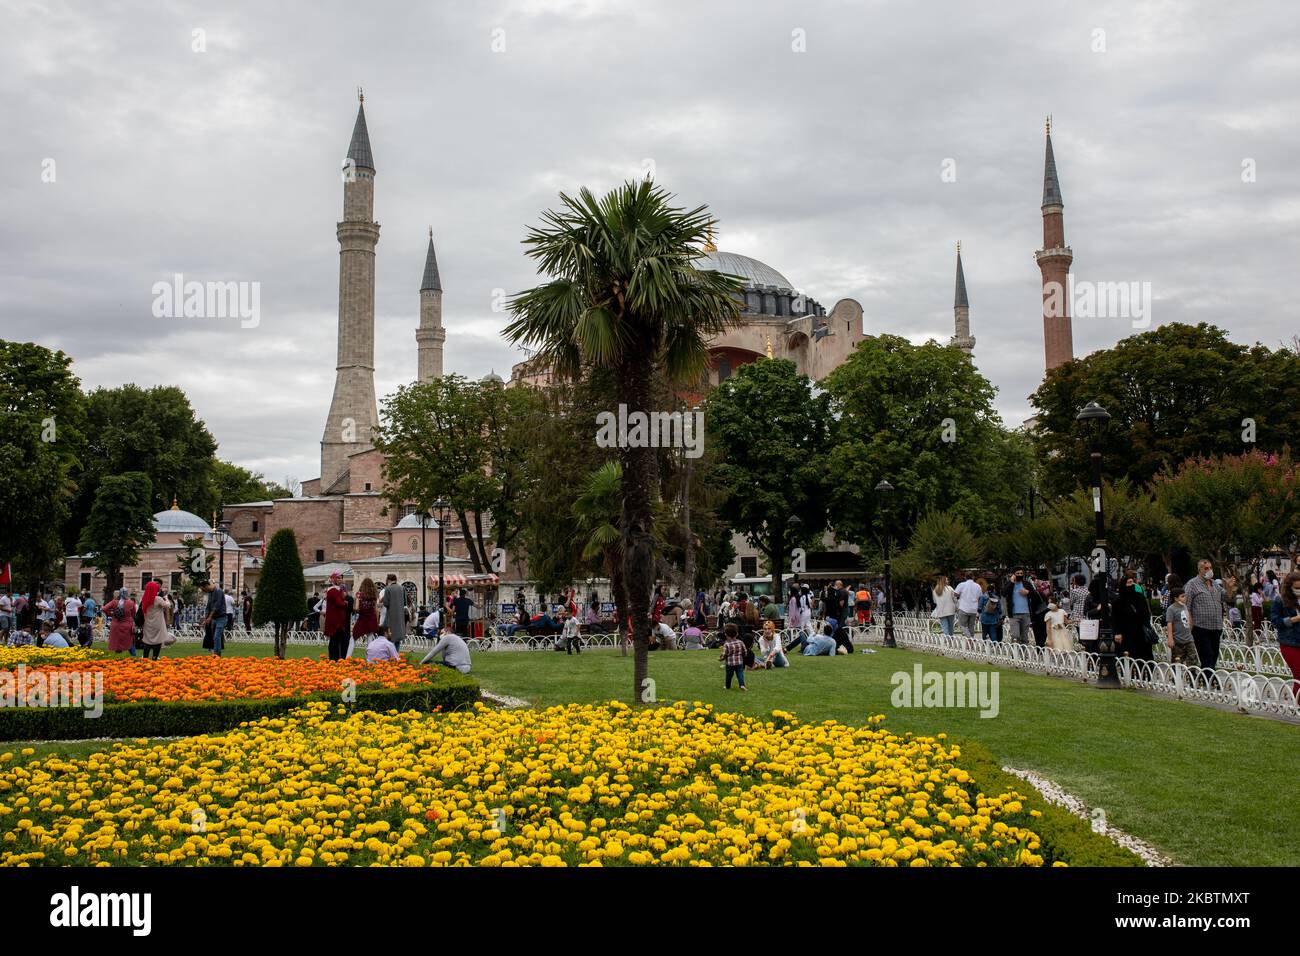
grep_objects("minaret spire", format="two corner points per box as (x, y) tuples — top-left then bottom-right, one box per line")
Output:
(417, 228), (446, 382)
(321, 93), (381, 490)
(952, 242), (974, 355)
(1036, 117), (1074, 371)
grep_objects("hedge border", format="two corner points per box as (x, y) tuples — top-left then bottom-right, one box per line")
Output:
(955, 739), (1144, 867)
(0, 668), (480, 741)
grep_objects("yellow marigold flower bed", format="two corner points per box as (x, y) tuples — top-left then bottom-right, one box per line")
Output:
(0, 701), (1052, 867)
(0, 646), (106, 669)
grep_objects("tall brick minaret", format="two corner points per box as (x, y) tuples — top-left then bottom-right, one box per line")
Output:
(952, 241), (974, 355)
(321, 90), (381, 490)
(416, 228), (445, 382)
(1036, 116), (1074, 371)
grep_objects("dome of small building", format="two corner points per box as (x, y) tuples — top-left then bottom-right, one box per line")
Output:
(481, 370), (504, 385)
(696, 250), (795, 292)
(393, 512), (437, 529)
(153, 506), (212, 534)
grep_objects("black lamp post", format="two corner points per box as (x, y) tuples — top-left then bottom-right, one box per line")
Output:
(214, 509), (231, 594)
(875, 479), (896, 648)
(1076, 401), (1119, 687)
(419, 510), (430, 615)
(783, 514), (803, 605)
(433, 498), (449, 626)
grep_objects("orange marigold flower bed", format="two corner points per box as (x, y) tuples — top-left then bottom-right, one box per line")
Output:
(13, 656), (433, 704)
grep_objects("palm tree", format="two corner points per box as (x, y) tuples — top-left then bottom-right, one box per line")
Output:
(506, 179), (743, 702)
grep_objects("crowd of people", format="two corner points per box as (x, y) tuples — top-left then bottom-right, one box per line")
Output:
(921, 561), (1300, 689)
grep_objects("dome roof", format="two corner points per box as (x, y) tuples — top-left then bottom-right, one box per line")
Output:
(394, 512), (438, 529)
(153, 507), (211, 534)
(696, 250), (794, 292)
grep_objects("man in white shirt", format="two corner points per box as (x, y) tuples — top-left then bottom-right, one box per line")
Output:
(422, 607), (441, 637)
(652, 619), (677, 650)
(63, 593), (83, 630)
(0, 593), (12, 634)
(954, 574), (984, 639)
(365, 632), (400, 662)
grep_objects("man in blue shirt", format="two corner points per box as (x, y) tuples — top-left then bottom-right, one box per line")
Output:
(801, 624), (838, 657)
(1004, 569), (1033, 644)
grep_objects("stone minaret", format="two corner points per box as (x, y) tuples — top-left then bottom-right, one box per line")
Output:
(952, 241), (974, 355)
(320, 90), (381, 490)
(1036, 116), (1074, 371)
(416, 228), (445, 382)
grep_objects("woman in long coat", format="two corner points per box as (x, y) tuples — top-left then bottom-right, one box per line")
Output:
(139, 581), (173, 659)
(103, 587), (137, 655)
(1112, 577), (1154, 661)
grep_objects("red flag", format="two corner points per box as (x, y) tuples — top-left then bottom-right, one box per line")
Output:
(0, 562), (10, 585)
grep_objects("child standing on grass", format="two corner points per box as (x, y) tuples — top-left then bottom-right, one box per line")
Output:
(720, 622), (746, 691)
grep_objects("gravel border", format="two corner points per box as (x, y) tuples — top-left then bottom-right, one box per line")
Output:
(479, 689), (530, 709)
(1002, 765), (1174, 867)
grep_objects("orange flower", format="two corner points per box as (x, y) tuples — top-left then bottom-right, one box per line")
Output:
(8, 656), (434, 704)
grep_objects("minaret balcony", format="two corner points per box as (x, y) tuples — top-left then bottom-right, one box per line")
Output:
(1034, 246), (1073, 262)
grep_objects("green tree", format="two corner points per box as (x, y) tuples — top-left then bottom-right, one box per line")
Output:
(704, 359), (831, 602)
(252, 528), (309, 658)
(77, 472), (156, 599)
(176, 536), (212, 586)
(896, 511), (986, 583)
(209, 460), (292, 506)
(375, 374), (543, 573)
(0, 341), (85, 590)
(1030, 323), (1300, 494)
(505, 179), (744, 703)
(822, 334), (1027, 549)
(1155, 450), (1300, 643)
(70, 385), (218, 552)
(572, 460), (630, 654)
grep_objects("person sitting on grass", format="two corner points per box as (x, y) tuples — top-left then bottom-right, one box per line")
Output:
(419, 623), (472, 674)
(365, 630), (400, 662)
(39, 621), (70, 648)
(802, 623), (838, 657)
(719, 623), (746, 691)
(757, 620), (788, 669)
(683, 621), (704, 649)
(650, 619), (677, 651)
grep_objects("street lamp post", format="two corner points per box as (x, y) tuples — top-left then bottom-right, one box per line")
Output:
(1076, 401), (1119, 687)
(214, 509), (231, 594)
(875, 479), (896, 648)
(419, 510), (430, 616)
(433, 498), (449, 627)
(782, 514), (803, 605)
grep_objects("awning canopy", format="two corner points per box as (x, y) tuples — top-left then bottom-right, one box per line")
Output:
(428, 573), (500, 588)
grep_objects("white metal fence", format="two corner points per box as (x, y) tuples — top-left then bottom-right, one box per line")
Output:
(872, 616), (1299, 720)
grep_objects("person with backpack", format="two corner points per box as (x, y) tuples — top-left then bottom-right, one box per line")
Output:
(103, 587), (137, 655)
(978, 588), (1004, 641)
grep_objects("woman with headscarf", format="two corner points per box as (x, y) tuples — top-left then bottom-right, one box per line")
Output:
(139, 580), (173, 660)
(1112, 574), (1154, 661)
(103, 587), (137, 655)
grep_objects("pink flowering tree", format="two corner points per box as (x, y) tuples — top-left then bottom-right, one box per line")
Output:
(1154, 450), (1300, 643)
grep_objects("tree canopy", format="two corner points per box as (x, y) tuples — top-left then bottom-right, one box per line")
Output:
(76, 472), (156, 597)
(0, 341), (85, 587)
(1030, 322), (1300, 494)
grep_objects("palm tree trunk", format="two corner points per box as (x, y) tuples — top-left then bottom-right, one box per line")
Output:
(620, 355), (658, 704)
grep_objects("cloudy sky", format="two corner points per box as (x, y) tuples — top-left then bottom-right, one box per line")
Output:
(4, 0), (1297, 484)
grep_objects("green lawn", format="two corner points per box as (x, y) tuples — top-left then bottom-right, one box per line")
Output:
(466, 647), (1300, 867)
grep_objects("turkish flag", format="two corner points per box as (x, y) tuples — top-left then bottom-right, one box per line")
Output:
(0, 563), (10, 585)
